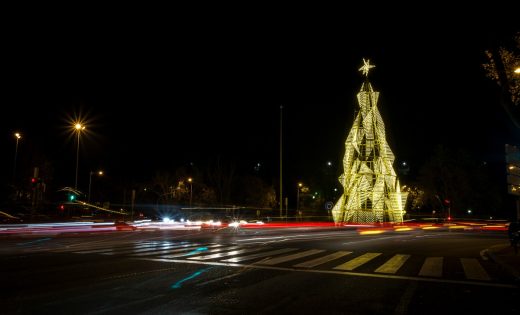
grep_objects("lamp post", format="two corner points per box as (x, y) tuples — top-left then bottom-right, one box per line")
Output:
(88, 170), (103, 203)
(297, 182), (302, 211)
(297, 182), (303, 221)
(280, 105), (283, 219)
(13, 132), (21, 184)
(187, 178), (193, 207)
(74, 123), (85, 190)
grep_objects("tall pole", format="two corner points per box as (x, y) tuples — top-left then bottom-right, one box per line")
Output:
(188, 178), (193, 208)
(279, 105), (283, 219)
(13, 133), (21, 184)
(297, 187), (299, 212)
(297, 183), (302, 213)
(190, 183), (193, 207)
(75, 131), (80, 190)
(73, 123), (85, 191)
(88, 171), (93, 202)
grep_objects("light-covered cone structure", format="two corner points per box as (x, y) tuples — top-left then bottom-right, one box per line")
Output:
(332, 59), (407, 224)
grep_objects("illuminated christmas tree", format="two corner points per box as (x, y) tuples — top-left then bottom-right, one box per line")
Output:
(332, 59), (407, 224)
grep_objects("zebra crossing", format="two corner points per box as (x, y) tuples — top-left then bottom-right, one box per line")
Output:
(61, 240), (504, 284)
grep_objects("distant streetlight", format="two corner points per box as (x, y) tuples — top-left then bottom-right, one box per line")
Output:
(88, 170), (103, 202)
(13, 132), (21, 184)
(297, 182), (303, 210)
(73, 122), (86, 190)
(515, 67), (520, 74)
(327, 161), (332, 166)
(297, 182), (303, 217)
(187, 177), (193, 207)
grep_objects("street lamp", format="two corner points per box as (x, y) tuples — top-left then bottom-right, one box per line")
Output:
(13, 132), (21, 184)
(297, 182), (303, 220)
(297, 182), (303, 211)
(88, 170), (103, 203)
(74, 122), (85, 190)
(187, 178), (193, 207)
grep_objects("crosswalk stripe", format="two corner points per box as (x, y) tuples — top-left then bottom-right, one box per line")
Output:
(75, 245), (153, 254)
(418, 257), (443, 277)
(257, 249), (325, 266)
(221, 248), (298, 263)
(188, 247), (269, 260)
(374, 254), (410, 274)
(333, 252), (382, 271)
(293, 251), (352, 268)
(102, 244), (200, 256)
(158, 246), (239, 259)
(460, 258), (490, 281)
(74, 242), (178, 254)
(69, 242), (177, 253)
(131, 244), (218, 257)
(123, 244), (192, 254)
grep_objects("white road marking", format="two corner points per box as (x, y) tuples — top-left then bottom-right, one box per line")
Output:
(334, 253), (382, 271)
(460, 258), (491, 281)
(418, 257), (443, 277)
(133, 258), (517, 289)
(374, 254), (410, 274)
(294, 251), (352, 268)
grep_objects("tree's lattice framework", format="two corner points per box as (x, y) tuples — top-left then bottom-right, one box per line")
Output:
(332, 60), (407, 224)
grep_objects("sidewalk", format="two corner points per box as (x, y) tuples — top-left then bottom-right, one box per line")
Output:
(485, 243), (520, 283)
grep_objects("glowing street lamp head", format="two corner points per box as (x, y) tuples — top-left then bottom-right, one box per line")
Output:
(188, 178), (193, 183)
(75, 123), (85, 131)
(98, 171), (104, 176)
(298, 182), (303, 187)
(14, 132), (21, 139)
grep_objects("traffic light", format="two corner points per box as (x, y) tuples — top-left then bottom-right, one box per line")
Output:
(31, 177), (37, 188)
(69, 194), (76, 201)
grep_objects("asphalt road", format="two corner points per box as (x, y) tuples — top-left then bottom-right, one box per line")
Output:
(1, 226), (518, 314)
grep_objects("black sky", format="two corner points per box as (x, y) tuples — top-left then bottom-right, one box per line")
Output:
(1, 14), (519, 193)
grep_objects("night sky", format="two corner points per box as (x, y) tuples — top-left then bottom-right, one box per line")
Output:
(1, 17), (518, 196)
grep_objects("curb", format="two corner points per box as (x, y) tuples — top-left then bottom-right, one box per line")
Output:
(484, 246), (520, 283)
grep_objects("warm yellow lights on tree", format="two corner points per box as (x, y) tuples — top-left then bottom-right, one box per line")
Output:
(332, 60), (407, 224)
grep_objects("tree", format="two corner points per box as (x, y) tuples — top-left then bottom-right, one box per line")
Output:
(483, 32), (520, 127)
(235, 175), (276, 208)
(207, 156), (235, 204)
(418, 146), (502, 217)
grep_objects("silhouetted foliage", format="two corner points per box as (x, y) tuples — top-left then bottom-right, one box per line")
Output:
(418, 145), (502, 217)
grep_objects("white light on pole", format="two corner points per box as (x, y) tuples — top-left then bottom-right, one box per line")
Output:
(188, 177), (193, 207)
(297, 182), (302, 212)
(88, 170), (103, 202)
(74, 123), (85, 190)
(13, 132), (21, 184)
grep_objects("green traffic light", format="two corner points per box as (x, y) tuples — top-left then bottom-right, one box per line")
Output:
(69, 194), (76, 201)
